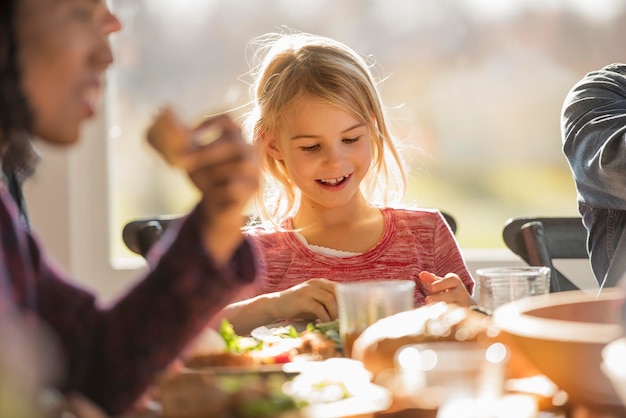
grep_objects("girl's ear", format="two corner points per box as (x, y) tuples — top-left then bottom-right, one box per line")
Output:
(262, 134), (284, 160)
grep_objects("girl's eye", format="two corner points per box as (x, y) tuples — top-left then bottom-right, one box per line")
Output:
(300, 144), (320, 152)
(343, 137), (360, 144)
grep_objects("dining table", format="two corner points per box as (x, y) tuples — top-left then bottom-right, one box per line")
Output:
(122, 383), (616, 418)
(121, 303), (626, 418)
(118, 353), (625, 418)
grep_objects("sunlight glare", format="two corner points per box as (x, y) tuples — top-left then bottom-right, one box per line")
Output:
(566, 0), (624, 21)
(143, 0), (219, 26)
(373, 0), (445, 34)
(458, 0), (526, 21)
(275, 0), (329, 20)
(459, 0), (624, 22)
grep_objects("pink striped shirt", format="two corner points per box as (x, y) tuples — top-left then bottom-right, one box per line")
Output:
(246, 208), (474, 307)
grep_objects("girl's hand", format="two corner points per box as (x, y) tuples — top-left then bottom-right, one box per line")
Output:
(268, 278), (338, 323)
(419, 271), (475, 307)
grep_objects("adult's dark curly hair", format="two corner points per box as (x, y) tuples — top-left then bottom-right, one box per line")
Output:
(0, 0), (34, 145)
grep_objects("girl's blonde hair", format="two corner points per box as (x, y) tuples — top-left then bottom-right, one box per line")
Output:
(243, 31), (406, 225)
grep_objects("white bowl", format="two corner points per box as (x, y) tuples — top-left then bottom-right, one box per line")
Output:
(601, 337), (626, 407)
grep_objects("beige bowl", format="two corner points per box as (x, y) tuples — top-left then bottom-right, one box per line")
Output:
(492, 288), (625, 412)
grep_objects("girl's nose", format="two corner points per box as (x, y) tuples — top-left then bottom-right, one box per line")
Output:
(323, 145), (344, 166)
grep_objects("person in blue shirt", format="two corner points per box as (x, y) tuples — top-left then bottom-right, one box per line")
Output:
(562, 63), (626, 288)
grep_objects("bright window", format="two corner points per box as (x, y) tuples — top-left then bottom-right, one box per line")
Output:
(108, 0), (623, 262)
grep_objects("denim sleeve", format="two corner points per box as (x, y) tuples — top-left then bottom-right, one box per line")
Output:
(562, 63), (626, 209)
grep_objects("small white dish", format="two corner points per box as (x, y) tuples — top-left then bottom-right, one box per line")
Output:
(601, 337), (626, 406)
(282, 358), (391, 418)
(250, 321), (308, 343)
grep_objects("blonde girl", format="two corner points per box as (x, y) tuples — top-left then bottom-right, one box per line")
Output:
(223, 32), (475, 335)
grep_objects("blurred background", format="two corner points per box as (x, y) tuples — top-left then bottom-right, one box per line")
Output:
(107, 0), (626, 262)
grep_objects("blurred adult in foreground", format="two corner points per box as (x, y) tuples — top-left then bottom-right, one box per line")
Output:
(562, 63), (626, 288)
(0, 0), (258, 416)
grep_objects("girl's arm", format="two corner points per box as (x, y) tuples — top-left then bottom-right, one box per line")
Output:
(222, 278), (337, 336)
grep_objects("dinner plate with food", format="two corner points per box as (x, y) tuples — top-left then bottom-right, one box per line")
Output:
(158, 356), (391, 418)
(180, 319), (341, 376)
(155, 320), (391, 418)
(250, 320), (341, 358)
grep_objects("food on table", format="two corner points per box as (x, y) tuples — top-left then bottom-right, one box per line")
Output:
(293, 329), (338, 360)
(150, 320), (393, 417)
(283, 358), (392, 417)
(159, 372), (302, 418)
(158, 360), (392, 418)
(308, 320), (342, 348)
(181, 321), (262, 370)
(223, 375), (303, 418)
(182, 320), (339, 370)
(159, 372), (230, 418)
(184, 351), (258, 369)
(351, 301), (542, 386)
(350, 302), (495, 377)
(283, 358), (372, 403)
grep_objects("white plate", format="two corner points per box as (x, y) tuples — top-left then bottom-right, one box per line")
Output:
(182, 363), (289, 376)
(250, 321), (308, 343)
(283, 358), (391, 418)
(301, 383), (391, 418)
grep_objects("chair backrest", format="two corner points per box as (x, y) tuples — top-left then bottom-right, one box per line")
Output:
(122, 215), (180, 258)
(441, 211), (457, 235)
(502, 216), (588, 292)
(123, 209), (458, 259)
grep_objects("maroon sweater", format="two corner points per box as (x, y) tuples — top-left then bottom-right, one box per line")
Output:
(0, 186), (256, 414)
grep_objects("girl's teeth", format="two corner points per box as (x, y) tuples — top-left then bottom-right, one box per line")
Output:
(321, 176), (346, 185)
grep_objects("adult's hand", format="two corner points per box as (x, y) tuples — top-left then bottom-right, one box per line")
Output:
(147, 108), (259, 265)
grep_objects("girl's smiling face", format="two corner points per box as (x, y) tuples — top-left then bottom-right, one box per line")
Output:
(267, 95), (373, 210)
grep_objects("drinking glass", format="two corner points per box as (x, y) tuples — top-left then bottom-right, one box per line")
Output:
(336, 280), (415, 357)
(475, 266), (551, 315)
(395, 341), (510, 415)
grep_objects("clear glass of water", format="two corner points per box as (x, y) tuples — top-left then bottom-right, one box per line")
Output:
(475, 266), (551, 315)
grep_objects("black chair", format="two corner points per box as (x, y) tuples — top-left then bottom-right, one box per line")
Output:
(502, 216), (588, 292)
(122, 215), (180, 258)
(123, 210), (459, 259)
(441, 211), (457, 236)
